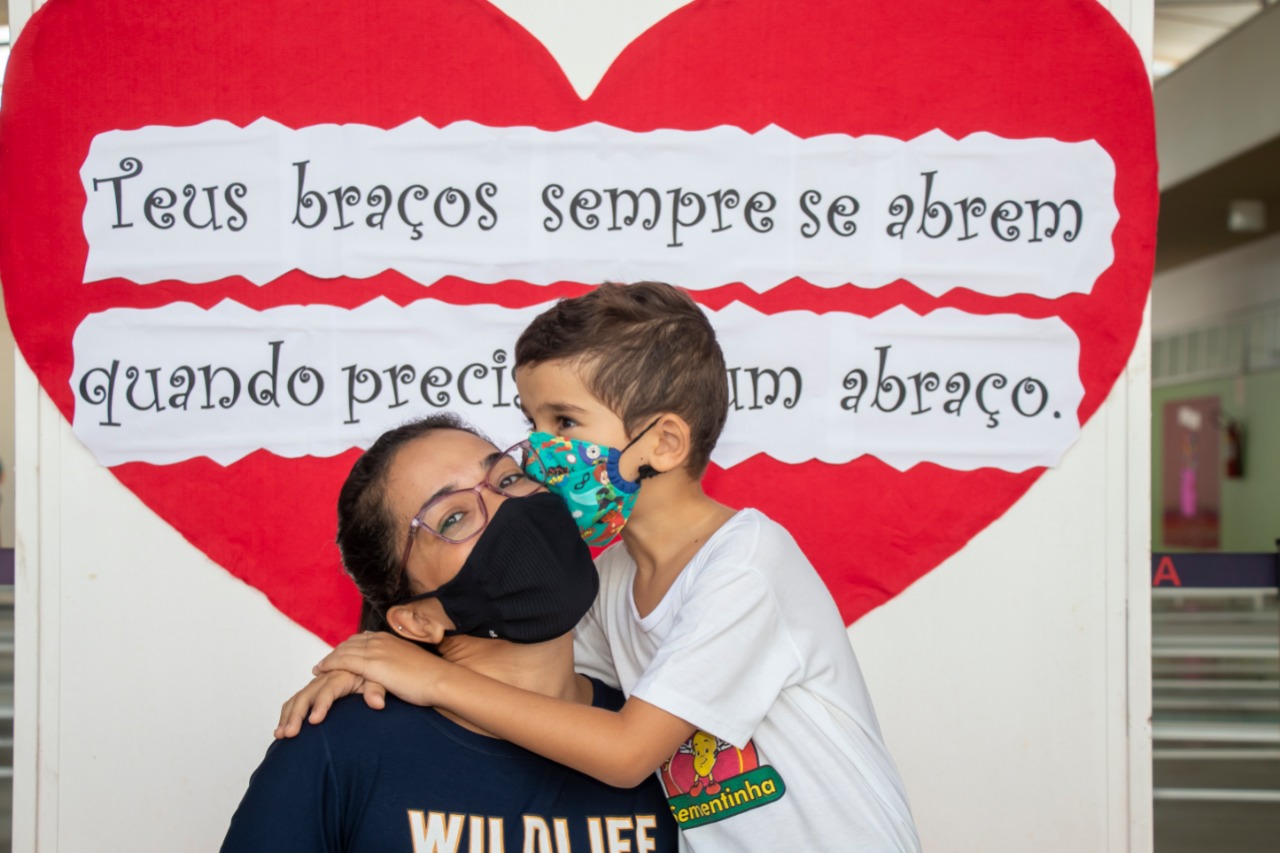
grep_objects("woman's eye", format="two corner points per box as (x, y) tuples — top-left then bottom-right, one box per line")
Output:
(498, 471), (529, 490)
(437, 510), (466, 535)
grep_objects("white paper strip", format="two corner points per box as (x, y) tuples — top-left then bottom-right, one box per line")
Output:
(81, 119), (1116, 298)
(713, 302), (1083, 471)
(70, 299), (1082, 471)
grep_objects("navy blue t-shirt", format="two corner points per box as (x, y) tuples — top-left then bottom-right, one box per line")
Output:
(222, 677), (677, 852)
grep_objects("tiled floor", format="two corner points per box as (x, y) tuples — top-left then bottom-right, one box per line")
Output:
(1152, 588), (1279, 853)
(1155, 798), (1280, 853)
(1155, 758), (1280, 851)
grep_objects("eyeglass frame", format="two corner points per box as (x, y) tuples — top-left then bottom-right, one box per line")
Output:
(398, 439), (540, 571)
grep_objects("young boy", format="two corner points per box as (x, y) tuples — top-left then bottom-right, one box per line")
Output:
(291, 282), (920, 851)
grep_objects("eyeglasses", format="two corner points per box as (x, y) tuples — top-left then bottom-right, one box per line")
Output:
(399, 440), (541, 569)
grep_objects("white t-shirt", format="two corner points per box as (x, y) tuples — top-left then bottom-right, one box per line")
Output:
(574, 509), (920, 853)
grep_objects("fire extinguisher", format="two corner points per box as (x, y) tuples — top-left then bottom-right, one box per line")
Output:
(1225, 421), (1244, 479)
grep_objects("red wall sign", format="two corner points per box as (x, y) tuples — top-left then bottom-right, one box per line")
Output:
(0, 0), (1156, 643)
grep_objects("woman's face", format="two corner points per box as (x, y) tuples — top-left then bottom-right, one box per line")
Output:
(384, 429), (513, 598)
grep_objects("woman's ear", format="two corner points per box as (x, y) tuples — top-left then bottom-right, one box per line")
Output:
(642, 413), (693, 476)
(385, 598), (453, 645)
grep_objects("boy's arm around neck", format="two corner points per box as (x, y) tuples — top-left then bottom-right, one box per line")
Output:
(309, 628), (694, 788)
(435, 663), (695, 789)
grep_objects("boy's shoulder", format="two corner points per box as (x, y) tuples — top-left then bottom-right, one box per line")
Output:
(598, 508), (806, 579)
(701, 507), (804, 563)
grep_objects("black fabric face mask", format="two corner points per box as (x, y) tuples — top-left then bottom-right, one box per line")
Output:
(396, 491), (599, 644)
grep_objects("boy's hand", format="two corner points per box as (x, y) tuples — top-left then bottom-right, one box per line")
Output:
(275, 669), (388, 739)
(313, 630), (447, 708)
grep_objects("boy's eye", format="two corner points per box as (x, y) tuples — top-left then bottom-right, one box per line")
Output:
(556, 416), (579, 432)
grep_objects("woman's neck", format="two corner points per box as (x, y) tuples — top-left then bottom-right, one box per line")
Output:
(434, 632), (591, 735)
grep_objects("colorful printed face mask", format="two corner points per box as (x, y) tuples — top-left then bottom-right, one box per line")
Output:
(523, 421), (657, 546)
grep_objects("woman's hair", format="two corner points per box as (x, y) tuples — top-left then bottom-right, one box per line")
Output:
(336, 413), (485, 632)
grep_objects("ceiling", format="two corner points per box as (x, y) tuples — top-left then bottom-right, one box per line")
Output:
(1152, 1), (1278, 271)
(1156, 134), (1280, 271)
(1153, 0), (1269, 76)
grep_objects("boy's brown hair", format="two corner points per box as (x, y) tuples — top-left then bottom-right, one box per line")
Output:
(515, 281), (729, 476)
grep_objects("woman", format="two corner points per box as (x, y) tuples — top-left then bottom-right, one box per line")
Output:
(222, 414), (676, 852)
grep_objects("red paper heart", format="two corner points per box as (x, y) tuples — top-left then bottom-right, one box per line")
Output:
(0, 0), (1155, 643)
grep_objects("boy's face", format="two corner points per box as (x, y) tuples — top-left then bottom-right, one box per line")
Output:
(515, 359), (633, 452)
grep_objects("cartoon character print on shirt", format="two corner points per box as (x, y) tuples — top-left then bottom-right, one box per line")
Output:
(660, 730), (786, 830)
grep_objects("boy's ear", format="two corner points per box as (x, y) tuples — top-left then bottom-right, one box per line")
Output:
(642, 413), (693, 476)
(385, 598), (453, 645)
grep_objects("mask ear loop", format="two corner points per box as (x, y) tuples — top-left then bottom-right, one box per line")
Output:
(623, 418), (663, 481)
